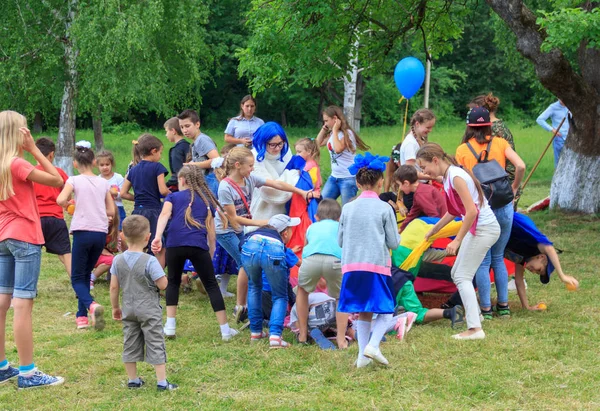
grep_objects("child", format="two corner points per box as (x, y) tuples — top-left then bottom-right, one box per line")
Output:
(110, 215), (177, 391)
(0, 111), (64, 388)
(57, 141), (115, 330)
(177, 109), (220, 195)
(395, 165), (447, 232)
(416, 143), (500, 340)
(151, 165), (238, 341)
(214, 147), (317, 323)
(240, 214), (302, 348)
(32, 137), (71, 277)
(296, 199), (348, 348)
(294, 138), (322, 192)
(97, 150), (126, 230)
(90, 214), (120, 290)
(164, 117), (190, 191)
(337, 153), (400, 367)
(120, 134), (170, 267)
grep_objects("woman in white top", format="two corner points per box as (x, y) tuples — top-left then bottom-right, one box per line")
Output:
(416, 143), (500, 341)
(315, 106), (370, 205)
(224, 95), (265, 147)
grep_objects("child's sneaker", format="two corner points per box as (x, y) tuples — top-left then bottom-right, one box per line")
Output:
(164, 324), (176, 339)
(481, 308), (494, 321)
(222, 328), (239, 342)
(494, 304), (511, 319)
(221, 291), (235, 298)
(0, 366), (19, 384)
(18, 370), (64, 389)
(363, 345), (389, 366)
(127, 378), (145, 389)
(157, 381), (178, 391)
(194, 276), (207, 295)
(394, 317), (407, 341)
(76, 316), (89, 329)
(233, 305), (248, 323)
(405, 312), (417, 334)
(90, 279), (95, 290)
(89, 302), (105, 331)
(450, 305), (465, 329)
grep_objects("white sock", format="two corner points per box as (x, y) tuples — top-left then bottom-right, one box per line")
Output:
(368, 314), (395, 349)
(165, 317), (176, 328)
(220, 323), (231, 336)
(355, 320), (371, 359)
(219, 274), (231, 294)
(90, 274), (96, 282)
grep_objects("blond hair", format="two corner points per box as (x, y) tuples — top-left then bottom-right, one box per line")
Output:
(0, 111), (27, 201)
(223, 146), (253, 177)
(295, 138), (320, 162)
(178, 165), (229, 230)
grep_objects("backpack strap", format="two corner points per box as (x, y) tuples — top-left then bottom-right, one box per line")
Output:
(466, 138), (494, 163)
(223, 177), (252, 219)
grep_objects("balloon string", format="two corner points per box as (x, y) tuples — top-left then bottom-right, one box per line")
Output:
(402, 98), (409, 140)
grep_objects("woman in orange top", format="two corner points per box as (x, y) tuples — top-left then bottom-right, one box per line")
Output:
(455, 107), (525, 320)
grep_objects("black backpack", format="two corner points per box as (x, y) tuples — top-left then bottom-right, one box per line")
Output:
(466, 138), (514, 209)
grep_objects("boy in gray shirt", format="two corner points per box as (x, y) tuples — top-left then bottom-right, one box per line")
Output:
(110, 215), (177, 391)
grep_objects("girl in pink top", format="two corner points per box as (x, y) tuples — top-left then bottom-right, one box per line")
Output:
(295, 138), (322, 192)
(57, 143), (115, 331)
(0, 111), (64, 388)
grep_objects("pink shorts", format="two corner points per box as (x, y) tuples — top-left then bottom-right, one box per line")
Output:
(95, 254), (114, 268)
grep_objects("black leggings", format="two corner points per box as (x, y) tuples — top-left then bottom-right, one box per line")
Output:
(165, 246), (225, 312)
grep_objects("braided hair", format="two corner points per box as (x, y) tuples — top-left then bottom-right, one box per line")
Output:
(178, 165), (229, 230)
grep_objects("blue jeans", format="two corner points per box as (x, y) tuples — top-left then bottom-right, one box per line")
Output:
(322, 176), (358, 206)
(241, 237), (288, 336)
(0, 239), (42, 299)
(117, 206), (126, 231)
(553, 136), (566, 168)
(475, 202), (514, 308)
(71, 231), (105, 317)
(216, 231), (244, 270)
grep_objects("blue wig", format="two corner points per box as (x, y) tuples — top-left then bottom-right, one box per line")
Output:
(253, 121), (289, 162)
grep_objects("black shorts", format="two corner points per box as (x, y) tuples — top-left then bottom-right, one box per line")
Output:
(40, 217), (72, 255)
(132, 207), (162, 254)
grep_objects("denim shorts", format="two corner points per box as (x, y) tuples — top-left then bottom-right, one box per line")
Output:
(0, 239), (42, 299)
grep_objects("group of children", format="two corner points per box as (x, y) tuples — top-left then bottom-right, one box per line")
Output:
(0, 101), (580, 391)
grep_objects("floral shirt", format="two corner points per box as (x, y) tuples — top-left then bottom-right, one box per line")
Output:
(492, 119), (516, 182)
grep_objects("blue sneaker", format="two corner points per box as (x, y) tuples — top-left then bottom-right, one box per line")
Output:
(18, 370), (64, 389)
(0, 366), (19, 384)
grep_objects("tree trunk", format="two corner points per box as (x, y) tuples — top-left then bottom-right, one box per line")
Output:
(32, 112), (43, 134)
(93, 106), (103, 150)
(343, 38), (360, 131)
(486, 0), (600, 213)
(55, 0), (78, 176)
(280, 109), (287, 127)
(353, 73), (365, 133)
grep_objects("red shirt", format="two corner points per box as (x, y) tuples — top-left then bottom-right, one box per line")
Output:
(400, 183), (448, 232)
(0, 157), (44, 244)
(33, 165), (68, 218)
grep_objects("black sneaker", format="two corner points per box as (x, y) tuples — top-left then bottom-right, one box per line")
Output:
(128, 378), (145, 389)
(493, 303), (511, 319)
(450, 305), (465, 329)
(157, 381), (178, 391)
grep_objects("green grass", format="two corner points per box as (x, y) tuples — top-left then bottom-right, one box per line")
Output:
(5, 124), (598, 409)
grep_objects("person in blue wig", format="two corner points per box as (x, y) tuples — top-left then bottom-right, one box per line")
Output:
(248, 122), (298, 230)
(443, 212), (579, 311)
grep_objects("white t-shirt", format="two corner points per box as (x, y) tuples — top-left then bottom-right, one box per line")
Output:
(399, 132), (427, 182)
(105, 172), (124, 207)
(327, 130), (356, 179)
(443, 166), (496, 226)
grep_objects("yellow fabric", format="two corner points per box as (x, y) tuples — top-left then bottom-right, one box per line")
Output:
(308, 167), (319, 188)
(400, 220), (462, 271)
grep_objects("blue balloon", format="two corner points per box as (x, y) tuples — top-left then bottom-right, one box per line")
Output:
(394, 57), (425, 99)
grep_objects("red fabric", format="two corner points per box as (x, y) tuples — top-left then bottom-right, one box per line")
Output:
(286, 192), (311, 280)
(400, 183), (448, 232)
(95, 253), (114, 268)
(33, 165), (68, 218)
(0, 158), (44, 244)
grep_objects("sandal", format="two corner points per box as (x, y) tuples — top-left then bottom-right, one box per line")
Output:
(269, 335), (290, 348)
(250, 331), (268, 342)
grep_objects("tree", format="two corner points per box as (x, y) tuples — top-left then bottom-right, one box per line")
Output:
(485, 0), (600, 213)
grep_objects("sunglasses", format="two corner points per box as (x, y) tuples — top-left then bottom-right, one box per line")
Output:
(267, 141), (284, 149)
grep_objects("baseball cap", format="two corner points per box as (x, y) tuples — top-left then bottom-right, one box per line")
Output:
(540, 258), (555, 284)
(268, 214), (301, 232)
(466, 107), (492, 127)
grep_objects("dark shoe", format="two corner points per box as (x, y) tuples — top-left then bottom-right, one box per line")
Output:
(157, 381), (178, 391)
(481, 308), (494, 321)
(494, 304), (511, 319)
(17, 370), (64, 389)
(128, 378), (145, 389)
(0, 366), (19, 385)
(450, 305), (465, 329)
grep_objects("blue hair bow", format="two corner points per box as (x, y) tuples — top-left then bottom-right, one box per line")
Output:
(348, 152), (390, 175)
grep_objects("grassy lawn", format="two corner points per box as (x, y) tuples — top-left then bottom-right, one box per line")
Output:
(4, 123), (599, 409)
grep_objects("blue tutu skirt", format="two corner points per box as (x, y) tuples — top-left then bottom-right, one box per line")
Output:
(338, 271), (395, 314)
(212, 242), (238, 275)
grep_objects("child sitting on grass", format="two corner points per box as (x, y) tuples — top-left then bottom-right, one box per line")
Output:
(110, 215), (177, 391)
(395, 165), (446, 233)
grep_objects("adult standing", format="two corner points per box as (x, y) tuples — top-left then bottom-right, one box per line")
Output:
(316, 106), (370, 206)
(455, 107), (526, 320)
(536, 100), (570, 168)
(470, 93), (517, 182)
(224, 95), (265, 147)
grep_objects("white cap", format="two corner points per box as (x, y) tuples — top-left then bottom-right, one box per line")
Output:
(268, 214), (301, 232)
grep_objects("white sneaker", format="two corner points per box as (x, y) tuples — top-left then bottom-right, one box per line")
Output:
(364, 345), (389, 366)
(222, 328), (239, 342)
(355, 357), (373, 368)
(221, 291), (235, 298)
(508, 278), (526, 291)
(163, 324), (176, 339)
